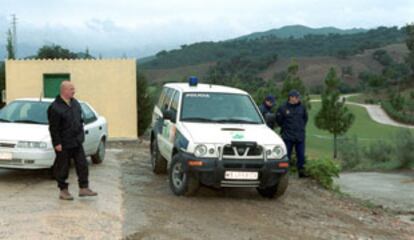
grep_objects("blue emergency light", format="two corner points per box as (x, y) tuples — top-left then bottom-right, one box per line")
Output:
(189, 76), (198, 86)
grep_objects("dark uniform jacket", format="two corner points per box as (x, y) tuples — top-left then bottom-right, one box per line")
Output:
(47, 96), (85, 149)
(275, 101), (308, 142)
(259, 103), (275, 129)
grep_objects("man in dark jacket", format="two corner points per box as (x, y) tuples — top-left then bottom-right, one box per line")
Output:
(276, 90), (308, 178)
(48, 81), (97, 200)
(259, 95), (276, 128)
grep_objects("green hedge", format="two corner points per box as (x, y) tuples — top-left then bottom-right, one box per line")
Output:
(381, 101), (414, 124)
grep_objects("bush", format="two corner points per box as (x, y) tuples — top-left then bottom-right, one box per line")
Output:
(364, 140), (394, 163)
(338, 136), (362, 170)
(394, 129), (414, 168)
(382, 101), (414, 124)
(305, 158), (341, 190)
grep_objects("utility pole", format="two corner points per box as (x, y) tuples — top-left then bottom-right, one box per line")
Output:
(11, 14), (17, 58)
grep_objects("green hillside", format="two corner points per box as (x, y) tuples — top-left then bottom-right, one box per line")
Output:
(237, 25), (367, 40)
(142, 26), (405, 69)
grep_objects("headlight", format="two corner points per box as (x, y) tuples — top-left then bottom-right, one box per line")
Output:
(272, 145), (285, 159)
(16, 141), (47, 149)
(194, 144), (208, 157)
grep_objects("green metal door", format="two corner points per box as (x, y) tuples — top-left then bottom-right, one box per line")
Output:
(43, 74), (70, 98)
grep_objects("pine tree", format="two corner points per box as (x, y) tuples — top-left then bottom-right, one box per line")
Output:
(281, 60), (311, 109)
(6, 29), (15, 60)
(136, 70), (153, 137)
(315, 68), (355, 159)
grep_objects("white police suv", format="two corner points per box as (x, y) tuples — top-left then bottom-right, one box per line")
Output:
(150, 78), (289, 198)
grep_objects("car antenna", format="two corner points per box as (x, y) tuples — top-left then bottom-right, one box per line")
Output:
(39, 90), (43, 102)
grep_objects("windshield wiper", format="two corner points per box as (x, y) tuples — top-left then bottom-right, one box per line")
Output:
(215, 119), (260, 124)
(13, 120), (45, 125)
(0, 118), (11, 122)
(181, 117), (216, 123)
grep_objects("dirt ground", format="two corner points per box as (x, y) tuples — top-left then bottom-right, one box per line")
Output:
(0, 150), (123, 239)
(119, 142), (414, 240)
(0, 141), (412, 240)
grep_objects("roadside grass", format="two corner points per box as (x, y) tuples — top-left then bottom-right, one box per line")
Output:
(305, 101), (414, 161)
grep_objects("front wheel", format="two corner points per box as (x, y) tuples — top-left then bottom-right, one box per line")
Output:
(91, 139), (106, 164)
(257, 174), (289, 199)
(169, 155), (199, 196)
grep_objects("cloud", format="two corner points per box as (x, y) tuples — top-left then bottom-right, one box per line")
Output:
(0, 0), (413, 58)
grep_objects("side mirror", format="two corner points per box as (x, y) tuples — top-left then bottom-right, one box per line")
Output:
(163, 109), (176, 123)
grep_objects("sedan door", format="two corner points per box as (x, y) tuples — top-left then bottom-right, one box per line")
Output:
(81, 103), (102, 155)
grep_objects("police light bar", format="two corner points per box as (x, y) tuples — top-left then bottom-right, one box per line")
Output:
(189, 76), (198, 87)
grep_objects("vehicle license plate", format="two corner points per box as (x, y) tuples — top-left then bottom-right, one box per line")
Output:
(225, 171), (258, 180)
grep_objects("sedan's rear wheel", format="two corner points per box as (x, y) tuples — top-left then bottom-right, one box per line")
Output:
(91, 139), (106, 164)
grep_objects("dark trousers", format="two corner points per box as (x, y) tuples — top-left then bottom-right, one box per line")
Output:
(53, 146), (89, 190)
(284, 139), (306, 170)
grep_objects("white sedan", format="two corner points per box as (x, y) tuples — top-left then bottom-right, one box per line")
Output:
(0, 98), (108, 169)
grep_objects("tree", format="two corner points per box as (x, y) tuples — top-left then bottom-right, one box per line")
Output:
(6, 29), (15, 60)
(315, 68), (355, 159)
(36, 44), (78, 59)
(281, 60), (311, 109)
(0, 62), (5, 107)
(136, 69), (153, 137)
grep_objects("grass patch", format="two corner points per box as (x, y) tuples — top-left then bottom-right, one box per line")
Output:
(305, 101), (414, 160)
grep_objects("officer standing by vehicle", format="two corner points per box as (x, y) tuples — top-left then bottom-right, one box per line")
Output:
(48, 81), (98, 200)
(276, 90), (308, 178)
(259, 95), (276, 128)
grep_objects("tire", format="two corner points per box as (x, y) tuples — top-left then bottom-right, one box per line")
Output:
(257, 173), (289, 199)
(91, 139), (106, 164)
(169, 154), (199, 196)
(150, 138), (167, 174)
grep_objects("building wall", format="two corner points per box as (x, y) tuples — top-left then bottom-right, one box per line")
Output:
(5, 59), (138, 139)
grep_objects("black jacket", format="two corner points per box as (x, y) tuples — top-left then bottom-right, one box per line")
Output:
(47, 96), (85, 149)
(259, 103), (275, 129)
(275, 101), (308, 142)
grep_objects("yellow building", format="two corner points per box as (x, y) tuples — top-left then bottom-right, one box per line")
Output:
(5, 59), (138, 140)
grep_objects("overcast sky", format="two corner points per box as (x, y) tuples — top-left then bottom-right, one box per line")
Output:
(0, 0), (413, 58)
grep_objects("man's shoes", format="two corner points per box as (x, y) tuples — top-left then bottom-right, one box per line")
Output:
(59, 189), (74, 201)
(79, 188), (98, 197)
(298, 169), (310, 178)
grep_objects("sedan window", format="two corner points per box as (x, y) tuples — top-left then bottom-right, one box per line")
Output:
(81, 103), (97, 124)
(0, 101), (50, 124)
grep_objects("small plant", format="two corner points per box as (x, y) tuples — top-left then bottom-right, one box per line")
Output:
(338, 136), (362, 170)
(305, 158), (341, 190)
(364, 140), (394, 163)
(394, 129), (414, 168)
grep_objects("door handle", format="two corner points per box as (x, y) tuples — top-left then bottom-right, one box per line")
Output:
(99, 126), (102, 130)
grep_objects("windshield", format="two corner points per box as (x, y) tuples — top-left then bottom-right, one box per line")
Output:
(0, 101), (51, 125)
(180, 93), (263, 124)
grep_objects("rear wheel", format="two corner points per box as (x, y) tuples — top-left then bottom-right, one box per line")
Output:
(91, 139), (106, 164)
(169, 154), (199, 196)
(150, 138), (167, 174)
(257, 174), (289, 199)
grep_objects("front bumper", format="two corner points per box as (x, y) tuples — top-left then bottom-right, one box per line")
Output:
(0, 148), (55, 169)
(178, 151), (289, 188)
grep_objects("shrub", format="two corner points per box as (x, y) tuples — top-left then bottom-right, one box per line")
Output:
(364, 140), (394, 163)
(382, 101), (414, 124)
(305, 158), (341, 190)
(394, 129), (414, 168)
(337, 136), (362, 170)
